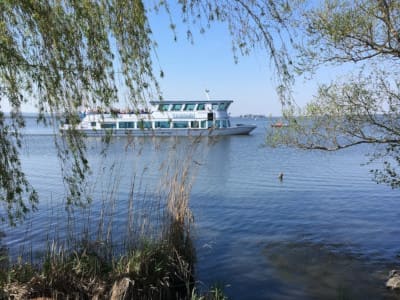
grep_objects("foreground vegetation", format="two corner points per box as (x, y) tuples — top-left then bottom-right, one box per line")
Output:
(1, 237), (226, 299)
(1, 222), (225, 300)
(0, 224), (225, 299)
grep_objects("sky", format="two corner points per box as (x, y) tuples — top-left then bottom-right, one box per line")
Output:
(147, 7), (287, 116)
(145, 3), (362, 116)
(7, 2), (341, 117)
(144, 3), (346, 117)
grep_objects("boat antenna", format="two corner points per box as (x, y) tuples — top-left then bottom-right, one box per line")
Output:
(205, 89), (210, 101)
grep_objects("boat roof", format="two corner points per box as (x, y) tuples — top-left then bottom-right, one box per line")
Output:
(150, 100), (233, 105)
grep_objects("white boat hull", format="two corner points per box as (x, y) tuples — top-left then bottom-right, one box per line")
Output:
(62, 124), (256, 137)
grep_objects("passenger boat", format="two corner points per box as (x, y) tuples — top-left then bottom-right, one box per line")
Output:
(61, 100), (256, 136)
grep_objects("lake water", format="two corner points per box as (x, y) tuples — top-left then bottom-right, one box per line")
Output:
(2, 116), (400, 299)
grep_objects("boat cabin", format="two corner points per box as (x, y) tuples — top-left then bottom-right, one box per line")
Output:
(81, 100), (233, 131)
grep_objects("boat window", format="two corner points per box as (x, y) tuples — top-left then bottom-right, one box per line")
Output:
(155, 121), (170, 128)
(200, 120), (207, 128)
(184, 103), (195, 111)
(218, 103), (228, 110)
(173, 121), (188, 128)
(190, 121), (199, 128)
(215, 120), (222, 128)
(119, 122), (134, 129)
(159, 104), (170, 111)
(138, 120), (152, 129)
(207, 121), (214, 128)
(101, 123), (116, 129)
(222, 120), (228, 128)
(196, 103), (205, 111)
(227, 120), (231, 127)
(171, 104), (182, 111)
(212, 103), (219, 110)
(90, 122), (96, 127)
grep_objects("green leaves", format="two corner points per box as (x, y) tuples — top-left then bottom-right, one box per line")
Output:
(266, 0), (400, 188)
(0, 112), (38, 226)
(0, 0), (162, 224)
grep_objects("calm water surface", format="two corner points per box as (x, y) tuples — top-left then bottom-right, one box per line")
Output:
(2, 117), (400, 299)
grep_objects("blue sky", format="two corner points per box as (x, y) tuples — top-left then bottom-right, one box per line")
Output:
(146, 3), (362, 117)
(148, 8), (285, 116)
(10, 3), (338, 116)
(146, 5), (335, 117)
(15, 14), (284, 116)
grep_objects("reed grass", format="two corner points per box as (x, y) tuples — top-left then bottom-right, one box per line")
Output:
(1, 135), (226, 299)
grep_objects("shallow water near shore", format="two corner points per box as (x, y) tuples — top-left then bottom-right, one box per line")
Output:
(2, 116), (400, 299)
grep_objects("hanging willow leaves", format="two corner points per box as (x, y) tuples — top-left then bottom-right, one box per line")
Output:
(0, 0), (158, 224)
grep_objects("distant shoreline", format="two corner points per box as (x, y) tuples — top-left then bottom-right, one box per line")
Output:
(235, 114), (268, 119)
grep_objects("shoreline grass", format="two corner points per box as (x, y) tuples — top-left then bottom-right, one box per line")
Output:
(1, 222), (226, 299)
(1, 229), (193, 299)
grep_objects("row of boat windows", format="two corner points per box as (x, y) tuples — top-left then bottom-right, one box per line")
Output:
(158, 103), (229, 112)
(93, 120), (231, 129)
